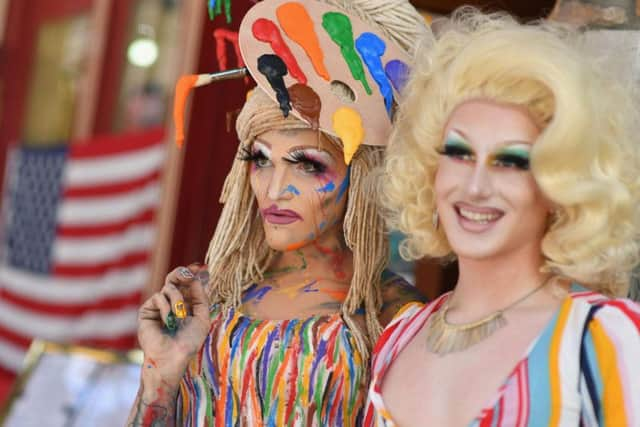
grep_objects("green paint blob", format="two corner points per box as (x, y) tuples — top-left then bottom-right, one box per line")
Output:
(322, 12), (372, 95)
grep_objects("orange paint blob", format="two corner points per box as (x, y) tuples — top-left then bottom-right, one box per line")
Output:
(276, 2), (330, 81)
(173, 75), (199, 148)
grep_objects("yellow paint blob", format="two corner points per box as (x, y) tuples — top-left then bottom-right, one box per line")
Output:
(332, 107), (364, 165)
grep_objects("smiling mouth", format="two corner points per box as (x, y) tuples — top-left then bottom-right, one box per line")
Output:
(454, 203), (504, 228)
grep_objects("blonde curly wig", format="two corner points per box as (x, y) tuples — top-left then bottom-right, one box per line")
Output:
(383, 7), (640, 296)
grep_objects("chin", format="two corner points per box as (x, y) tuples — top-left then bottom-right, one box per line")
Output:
(446, 233), (512, 261)
(263, 230), (304, 252)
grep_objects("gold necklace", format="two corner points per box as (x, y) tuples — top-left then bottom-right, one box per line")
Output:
(424, 278), (551, 355)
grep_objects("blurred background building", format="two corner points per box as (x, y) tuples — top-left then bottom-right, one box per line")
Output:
(0, 0), (638, 412)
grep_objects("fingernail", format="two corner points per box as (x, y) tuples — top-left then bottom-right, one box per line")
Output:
(165, 312), (177, 333)
(178, 267), (194, 279)
(174, 301), (187, 319)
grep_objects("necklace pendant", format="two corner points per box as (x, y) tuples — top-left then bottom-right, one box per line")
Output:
(424, 307), (508, 355)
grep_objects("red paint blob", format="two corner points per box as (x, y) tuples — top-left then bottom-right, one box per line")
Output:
(252, 18), (307, 85)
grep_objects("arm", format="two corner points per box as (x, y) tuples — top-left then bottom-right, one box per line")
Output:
(378, 271), (427, 327)
(127, 370), (178, 427)
(126, 265), (211, 426)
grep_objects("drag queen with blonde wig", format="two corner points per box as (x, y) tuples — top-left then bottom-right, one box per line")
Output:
(127, 0), (429, 426)
(364, 8), (640, 427)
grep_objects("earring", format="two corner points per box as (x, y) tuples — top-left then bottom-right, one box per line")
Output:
(432, 210), (439, 230)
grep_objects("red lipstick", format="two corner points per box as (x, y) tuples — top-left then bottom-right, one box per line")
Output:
(262, 204), (303, 225)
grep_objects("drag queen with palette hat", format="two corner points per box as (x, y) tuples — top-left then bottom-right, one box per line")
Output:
(126, 0), (429, 425)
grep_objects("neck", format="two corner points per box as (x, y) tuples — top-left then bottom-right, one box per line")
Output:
(267, 225), (353, 285)
(451, 242), (550, 315)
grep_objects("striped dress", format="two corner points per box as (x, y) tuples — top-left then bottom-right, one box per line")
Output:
(364, 288), (640, 427)
(176, 305), (367, 426)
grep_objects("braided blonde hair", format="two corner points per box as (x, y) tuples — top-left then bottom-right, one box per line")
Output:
(205, 0), (430, 358)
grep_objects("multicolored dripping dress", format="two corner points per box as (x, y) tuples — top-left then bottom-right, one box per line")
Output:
(176, 305), (367, 426)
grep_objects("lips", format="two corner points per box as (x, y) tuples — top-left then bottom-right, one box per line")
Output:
(454, 202), (504, 232)
(262, 204), (303, 225)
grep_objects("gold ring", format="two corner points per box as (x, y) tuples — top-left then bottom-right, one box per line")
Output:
(174, 301), (187, 319)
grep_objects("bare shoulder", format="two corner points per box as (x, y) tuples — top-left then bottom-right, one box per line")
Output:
(379, 270), (428, 327)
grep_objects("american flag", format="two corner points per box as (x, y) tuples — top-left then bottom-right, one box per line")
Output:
(0, 128), (166, 372)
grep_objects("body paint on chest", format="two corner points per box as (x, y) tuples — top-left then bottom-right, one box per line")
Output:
(243, 284), (274, 304)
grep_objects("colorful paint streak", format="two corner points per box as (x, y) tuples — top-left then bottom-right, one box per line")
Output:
(322, 12), (372, 95)
(257, 54), (291, 117)
(385, 59), (410, 92)
(284, 184), (301, 196)
(276, 2), (330, 81)
(208, 0), (216, 20)
(252, 18), (307, 84)
(313, 241), (347, 281)
(213, 29), (245, 72)
(316, 180), (336, 193)
(336, 166), (350, 203)
(208, 0), (232, 23)
(355, 32), (393, 113)
(288, 84), (322, 129)
(265, 250), (308, 277)
(242, 284), (273, 304)
(173, 75), (199, 147)
(332, 107), (364, 165)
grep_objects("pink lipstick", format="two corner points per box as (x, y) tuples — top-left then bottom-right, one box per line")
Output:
(262, 204), (303, 225)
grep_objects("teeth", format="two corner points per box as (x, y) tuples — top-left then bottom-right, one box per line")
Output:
(459, 208), (500, 223)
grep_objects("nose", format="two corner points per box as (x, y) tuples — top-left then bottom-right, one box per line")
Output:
(266, 165), (294, 201)
(465, 161), (493, 200)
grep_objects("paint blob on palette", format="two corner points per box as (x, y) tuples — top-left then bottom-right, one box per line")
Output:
(239, 0), (412, 152)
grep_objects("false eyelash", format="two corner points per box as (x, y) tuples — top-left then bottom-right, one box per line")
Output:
(436, 144), (474, 158)
(284, 151), (327, 174)
(238, 147), (268, 163)
(493, 153), (530, 170)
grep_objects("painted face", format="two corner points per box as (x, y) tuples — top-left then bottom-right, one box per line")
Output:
(434, 99), (551, 261)
(243, 129), (350, 252)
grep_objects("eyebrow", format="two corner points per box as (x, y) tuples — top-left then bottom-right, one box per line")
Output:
(448, 128), (535, 147)
(253, 138), (272, 148)
(288, 145), (333, 155)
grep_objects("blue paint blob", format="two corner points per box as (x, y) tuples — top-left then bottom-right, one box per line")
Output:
(319, 221), (327, 230)
(316, 181), (336, 193)
(284, 184), (301, 196)
(336, 166), (350, 203)
(385, 60), (410, 93)
(355, 32), (393, 113)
